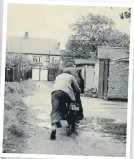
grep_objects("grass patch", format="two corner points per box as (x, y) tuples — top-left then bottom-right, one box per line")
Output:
(3, 79), (36, 153)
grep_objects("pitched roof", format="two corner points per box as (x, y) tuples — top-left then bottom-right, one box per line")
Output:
(6, 36), (59, 55)
(97, 46), (129, 60)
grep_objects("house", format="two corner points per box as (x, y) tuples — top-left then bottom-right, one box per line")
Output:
(6, 35), (61, 81)
(75, 46), (129, 100)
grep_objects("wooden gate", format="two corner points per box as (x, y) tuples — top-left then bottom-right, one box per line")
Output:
(32, 67), (39, 80)
(5, 68), (14, 82)
(32, 66), (48, 81)
(98, 59), (109, 99)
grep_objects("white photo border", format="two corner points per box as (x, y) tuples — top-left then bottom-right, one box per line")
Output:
(0, 0), (134, 159)
(0, 0), (4, 158)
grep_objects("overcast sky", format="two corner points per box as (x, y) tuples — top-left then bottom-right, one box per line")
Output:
(7, 4), (130, 49)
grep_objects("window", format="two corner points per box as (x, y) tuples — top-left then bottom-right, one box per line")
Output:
(45, 55), (50, 62)
(33, 56), (41, 63)
(51, 57), (54, 63)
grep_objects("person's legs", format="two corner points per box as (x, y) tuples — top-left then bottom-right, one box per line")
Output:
(51, 92), (62, 124)
(50, 91), (70, 139)
(50, 91), (62, 140)
(50, 124), (57, 140)
(59, 92), (70, 119)
(76, 93), (84, 119)
(79, 99), (84, 119)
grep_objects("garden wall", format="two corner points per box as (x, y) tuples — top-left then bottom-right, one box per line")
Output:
(107, 60), (129, 100)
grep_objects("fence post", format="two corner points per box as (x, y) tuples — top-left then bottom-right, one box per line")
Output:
(13, 67), (14, 82)
(17, 65), (20, 82)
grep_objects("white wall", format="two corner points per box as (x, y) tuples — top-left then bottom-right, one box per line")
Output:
(76, 63), (99, 91)
(93, 61), (99, 91)
(85, 65), (94, 90)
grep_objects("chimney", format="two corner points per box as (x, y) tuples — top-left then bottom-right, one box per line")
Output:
(57, 42), (60, 54)
(25, 32), (28, 39)
(58, 42), (60, 50)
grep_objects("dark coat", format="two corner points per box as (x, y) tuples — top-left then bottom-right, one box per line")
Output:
(63, 67), (85, 93)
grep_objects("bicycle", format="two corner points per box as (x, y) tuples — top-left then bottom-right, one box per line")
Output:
(66, 102), (80, 135)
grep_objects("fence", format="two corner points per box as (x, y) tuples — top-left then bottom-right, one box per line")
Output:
(5, 66), (32, 82)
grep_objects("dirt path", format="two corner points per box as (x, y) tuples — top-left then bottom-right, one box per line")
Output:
(19, 82), (126, 157)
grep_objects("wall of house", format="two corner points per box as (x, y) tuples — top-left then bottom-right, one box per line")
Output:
(24, 54), (60, 81)
(24, 54), (60, 68)
(49, 56), (60, 63)
(39, 55), (60, 67)
(107, 60), (129, 99)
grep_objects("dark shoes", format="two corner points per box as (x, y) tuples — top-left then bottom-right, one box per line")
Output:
(56, 122), (62, 128)
(50, 130), (56, 140)
(50, 122), (62, 140)
(77, 113), (84, 120)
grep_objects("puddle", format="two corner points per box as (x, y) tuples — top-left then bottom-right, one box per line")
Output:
(78, 117), (115, 132)
(79, 117), (126, 143)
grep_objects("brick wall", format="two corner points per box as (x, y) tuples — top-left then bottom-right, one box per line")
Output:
(107, 60), (129, 99)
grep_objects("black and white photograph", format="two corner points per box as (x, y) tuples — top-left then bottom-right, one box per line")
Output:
(1, 1), (133, 158)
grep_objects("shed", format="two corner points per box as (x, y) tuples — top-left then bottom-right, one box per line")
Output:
(97, 46), (129, 100)
(75, 59), (98, 91)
